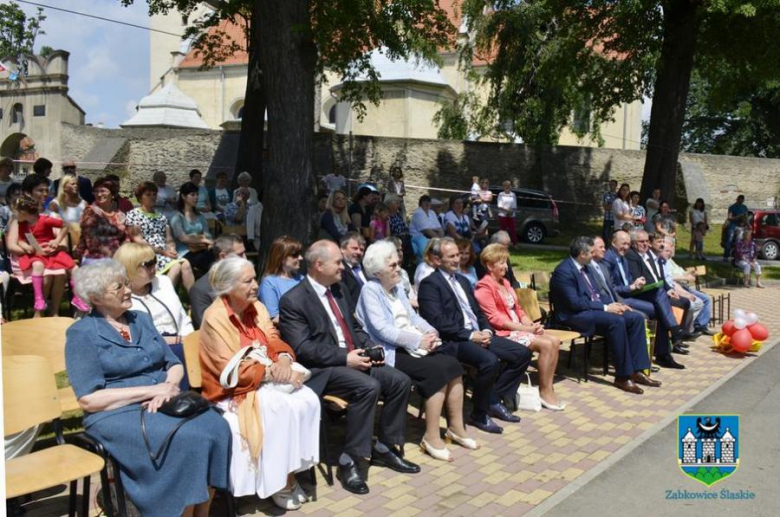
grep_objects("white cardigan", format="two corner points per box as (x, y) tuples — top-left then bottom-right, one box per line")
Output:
(130, 275), (194, 337)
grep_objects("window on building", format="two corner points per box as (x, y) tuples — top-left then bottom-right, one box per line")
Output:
(33, 105), (46, 117)
(572, 106), (591, 134)
(12, 103), (23, 124)
(328, 105), (337, 125)
(0, 108), (3, 121)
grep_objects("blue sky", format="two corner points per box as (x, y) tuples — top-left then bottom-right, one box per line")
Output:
(19, 0), (157, 128)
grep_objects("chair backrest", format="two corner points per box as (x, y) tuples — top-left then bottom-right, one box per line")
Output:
(1, 317), (76, 372)
(3, 355), (61, 436)
(516, 288), (543, 322)
(221, 225), (247, 238)
(182, 331), (203, 388)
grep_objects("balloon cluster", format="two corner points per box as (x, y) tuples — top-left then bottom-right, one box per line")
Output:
(713, 309), (770, 354)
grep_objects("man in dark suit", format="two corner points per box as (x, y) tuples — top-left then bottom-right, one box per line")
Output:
(625, 230), (696, 344)
(339, 232), (367, 312)
(602, 231), (686, 369)
(417, 237), (532, 434)
(278, 240), (418, 495)
(549, 236), (660, 394)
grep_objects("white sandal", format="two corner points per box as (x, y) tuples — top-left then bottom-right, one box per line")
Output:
(445, 429), (480, 450)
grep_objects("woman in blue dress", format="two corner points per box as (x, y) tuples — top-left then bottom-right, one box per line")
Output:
(66, 260), (230, 517)
(258, 236), (304, 322)
(170, 182), (216, 274)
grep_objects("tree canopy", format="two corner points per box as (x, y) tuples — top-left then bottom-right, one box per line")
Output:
(0, 1), (46, 60)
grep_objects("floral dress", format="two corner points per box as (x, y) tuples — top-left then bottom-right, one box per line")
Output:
(76, 206), (128, 261)
(125, 208), (178, 274)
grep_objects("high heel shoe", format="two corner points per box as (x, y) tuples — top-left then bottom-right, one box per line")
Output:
(444, 429), (480, 450)
(420, 438), (452, 462)
(540, 398), (567, 411)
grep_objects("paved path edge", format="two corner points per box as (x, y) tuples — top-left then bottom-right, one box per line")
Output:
(526, 336), (780, 517)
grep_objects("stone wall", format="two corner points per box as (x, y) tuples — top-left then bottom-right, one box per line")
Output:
(60, 125), (780, 222)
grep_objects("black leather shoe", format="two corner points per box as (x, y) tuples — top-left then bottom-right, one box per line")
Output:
(336, 462), (369, 495)
(695, 326), (716, 336)
(468, 414), (504, 434)
(682, 331), (702, 341)
(672, 344), (690, 355)
(371, 448), (421, 474)
(655, 355), (686, 369)
(488, 402), (521, 423)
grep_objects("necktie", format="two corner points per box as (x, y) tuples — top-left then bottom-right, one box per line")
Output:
(580, 267), (600, 302)
(644, 254), (659, 282)
(592, 264), (614, 303)
(449, 275), (480, 330)
(352, 265), (364, 286)
(617, 258), (629, 286)
(325, 289), (355, 351)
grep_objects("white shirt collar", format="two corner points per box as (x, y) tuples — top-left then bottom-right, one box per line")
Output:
(307, 275), (330, 297)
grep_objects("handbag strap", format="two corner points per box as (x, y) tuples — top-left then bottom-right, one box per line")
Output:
(219, 345), (272, 389)
(140, 408), (206, 470)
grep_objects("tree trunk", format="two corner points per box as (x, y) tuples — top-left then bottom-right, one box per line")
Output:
(256, 0), (317, 266)
(641, 0), (702, 206)
(235, 6), (265, 195)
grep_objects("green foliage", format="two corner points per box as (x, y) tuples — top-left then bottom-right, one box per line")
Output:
(443, 0), (780, 149)
(39, 45), (54, 59)
(0, 1), (46, 59)
(686, 466), (731, 485)
(433, 92), (474, 140)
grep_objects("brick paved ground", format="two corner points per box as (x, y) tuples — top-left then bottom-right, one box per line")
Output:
(21, 284), (780, 516)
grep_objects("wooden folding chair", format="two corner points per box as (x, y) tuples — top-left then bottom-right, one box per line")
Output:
(1, 317), (79, 413)
(4, 355), (105, 517)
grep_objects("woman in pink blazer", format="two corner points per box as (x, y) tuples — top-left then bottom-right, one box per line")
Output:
(474, 244), (564, 410)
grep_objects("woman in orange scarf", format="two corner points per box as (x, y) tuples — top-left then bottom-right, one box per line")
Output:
(199, 256), (320, 511)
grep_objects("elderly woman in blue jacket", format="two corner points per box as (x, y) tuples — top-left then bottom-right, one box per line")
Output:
(355, 240), (478, 461)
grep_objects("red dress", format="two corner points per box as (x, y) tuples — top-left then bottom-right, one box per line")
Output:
(17, 215), (76, 270)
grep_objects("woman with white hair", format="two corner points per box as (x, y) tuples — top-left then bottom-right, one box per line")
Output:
(199, 256), (320, 510)
(65, 260), (230, 517)
(234, 171), (259, 206)
(356, 241), (478, 462)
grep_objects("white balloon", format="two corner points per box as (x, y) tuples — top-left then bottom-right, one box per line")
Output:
(734, 309), (746, 319)
(733, 317), (748, 330)
(745, 312), (759, 325)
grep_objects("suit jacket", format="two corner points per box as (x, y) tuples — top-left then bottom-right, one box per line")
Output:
(278, 278), (371, 394)
(589, 260), (620, 303)
(417, 269), (492, 342)
(339, 259), (365, 313)
(603, 247), (632, 297)
(549, 258), (605, 333)
(473, 275), (526, 337)
(625, 248), (669, 290)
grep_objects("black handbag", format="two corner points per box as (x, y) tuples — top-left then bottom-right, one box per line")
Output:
(141, 392), (212, 470)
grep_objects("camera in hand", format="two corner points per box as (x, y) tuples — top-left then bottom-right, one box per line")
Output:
(361, 346), (385, 364)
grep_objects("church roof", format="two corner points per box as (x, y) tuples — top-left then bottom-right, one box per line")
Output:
(121, 82), (209, 129)
(331, 48), (453, 92)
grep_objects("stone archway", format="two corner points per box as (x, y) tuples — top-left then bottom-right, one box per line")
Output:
(0, 132), (37, 176)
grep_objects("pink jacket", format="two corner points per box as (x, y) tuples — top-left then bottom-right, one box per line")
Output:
(474, 275), (527, 337)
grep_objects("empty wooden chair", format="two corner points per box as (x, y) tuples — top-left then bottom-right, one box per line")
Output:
(4, 355), (105, 517)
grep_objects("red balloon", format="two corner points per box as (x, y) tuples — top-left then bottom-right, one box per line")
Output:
(748, 323), (769, 341)
(731, 329), (753, 352)
(722, 320), (736, 337)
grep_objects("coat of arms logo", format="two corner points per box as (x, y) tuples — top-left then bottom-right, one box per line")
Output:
(678, 414), (739, 486)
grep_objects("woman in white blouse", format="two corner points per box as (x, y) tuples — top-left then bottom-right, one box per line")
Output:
(113, 242), (194, 388)
(356, 241), (478, 462)
(611, 183), (633, 231)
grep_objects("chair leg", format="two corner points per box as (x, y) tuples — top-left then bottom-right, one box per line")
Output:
(602, 339), (609, 376)
(222, 489), (237, 517)
(111, 458), (129, 517)
(81, 476), (91, 517)
(68, 480), (78, 517)
(99, 465), (115, 517)
(583, 338), (592, 382)
(319, 413), (334, 486)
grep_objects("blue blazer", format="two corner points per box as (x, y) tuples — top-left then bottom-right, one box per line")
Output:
(603, 247), (633, 297)
(549, 258), (604, 332)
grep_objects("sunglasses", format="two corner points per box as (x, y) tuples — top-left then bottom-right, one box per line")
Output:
(139, 258), (157, 270)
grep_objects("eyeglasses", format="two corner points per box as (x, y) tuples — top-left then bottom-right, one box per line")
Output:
(139, 258), (157, 270)
(63, 166), (76, 171)
(387, 261), (400, 269)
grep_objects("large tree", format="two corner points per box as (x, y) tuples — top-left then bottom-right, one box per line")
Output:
(125, 0), (452, 263)
(0, 1), (45, 60)
(447, 1), (780, 203)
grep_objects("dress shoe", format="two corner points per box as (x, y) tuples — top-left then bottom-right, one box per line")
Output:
(695, 326), (716, 336)
(336, 462), (369, 495)
(488, 402), (521, 423)
(614, 378), (644, 394)
(655, 354), (686, 370)
(631, 371), (662, 387)
(420, 438), (452, 462)
(682, 331), (702, 341)
(371, 448), (421, 474)
(540, 398), (567, 411)
(291, 483), (309, 505)
(672, 344), (690, 355)
(468, 414), (504, 434)
(272, 487), (303, 510)
(444, 429), (480, 450)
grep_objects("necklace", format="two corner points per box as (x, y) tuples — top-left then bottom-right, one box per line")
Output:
(106, 317), (131, 341)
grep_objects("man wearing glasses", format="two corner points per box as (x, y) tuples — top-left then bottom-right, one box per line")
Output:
(51, 159), (94, 203)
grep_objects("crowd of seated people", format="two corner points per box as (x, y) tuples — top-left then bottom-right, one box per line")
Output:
(1, 163), (721, 512)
